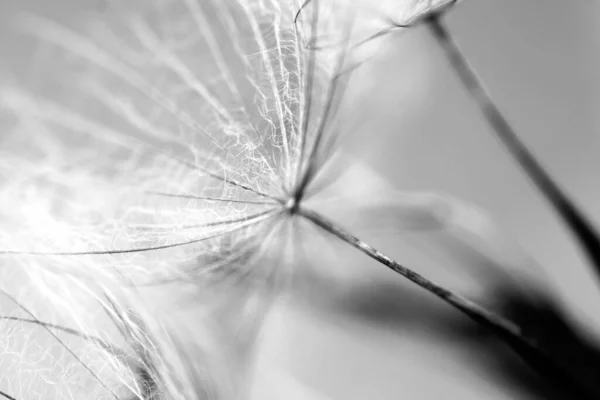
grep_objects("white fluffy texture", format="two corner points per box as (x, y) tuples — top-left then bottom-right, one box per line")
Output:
(0, 1), (349, 398)
(0, 0), (459, 399)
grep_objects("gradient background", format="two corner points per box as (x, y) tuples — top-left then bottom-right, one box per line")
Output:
(1, 1), (599, 399)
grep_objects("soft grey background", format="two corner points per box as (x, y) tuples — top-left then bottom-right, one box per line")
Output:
(1, 1), (599, 399)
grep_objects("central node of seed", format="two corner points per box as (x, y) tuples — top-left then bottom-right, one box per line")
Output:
(285, 197), (298, 215)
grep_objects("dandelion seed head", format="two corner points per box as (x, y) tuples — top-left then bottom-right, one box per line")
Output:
(0, 0), (350, 397)
(0, 0), (458, 397)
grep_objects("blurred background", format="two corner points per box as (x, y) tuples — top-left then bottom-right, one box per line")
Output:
(1, 1), (599, 399)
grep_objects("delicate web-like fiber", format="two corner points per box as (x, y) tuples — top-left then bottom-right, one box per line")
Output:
(0, 0), (464, 398)
(2, 0), (592, 398)
(0, 0), (364, 398)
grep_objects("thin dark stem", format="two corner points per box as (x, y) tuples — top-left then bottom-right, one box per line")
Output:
(189, 0), (272, 159)
(127, 208), (279, 231)
(0, 290), (119, 399)
(299, 207), (600, 398)
(146, 190), (277, 205)
(427, 15), (600, 281)
(14, 84), (281, 204)
(0, 210), (278, 256)
(302, 58), (369, 201)
(0, 390), (15, 400)
(135, 216), (278, 287)
(299, 207), (522, 331)
(169, 157), (282, 203)
(0, 316), (125, 358)
(294, 11), (353, 202)
(293, 0), (319, 192)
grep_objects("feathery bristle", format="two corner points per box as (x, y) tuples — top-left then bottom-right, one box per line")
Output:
(0, 0), (365, 398)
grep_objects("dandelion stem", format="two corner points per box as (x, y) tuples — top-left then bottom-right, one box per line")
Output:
(427, 15), (600, 281)
(299, 207), (600, 398)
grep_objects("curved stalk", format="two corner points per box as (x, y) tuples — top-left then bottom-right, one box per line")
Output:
(427, 15), (600, 282)
(299, 207), (600, 399)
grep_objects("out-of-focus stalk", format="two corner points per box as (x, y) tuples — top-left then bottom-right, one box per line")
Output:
(427, 14), (600, 285)
(299, 206), (600, 399)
